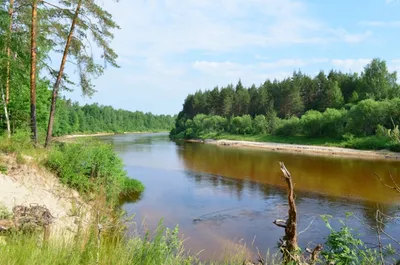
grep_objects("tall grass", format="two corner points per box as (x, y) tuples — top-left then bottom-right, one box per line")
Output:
(0, 221), (275, 265)
(46, 139), (145, 205)
(0, 131), (145, 207)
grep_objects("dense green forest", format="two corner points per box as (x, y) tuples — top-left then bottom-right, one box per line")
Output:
(170, 59), (400, 151)
(0, 0), (173, 142)
(52, 99), (176, 136)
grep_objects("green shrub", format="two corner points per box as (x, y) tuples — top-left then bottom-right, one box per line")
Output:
(229, 115), (253, 135)
(322, 214), (379, 265)
(252, 115), (267, 134)
(265, 111), (279, 134)
(0, 130), (33, 154)
(342, 136), (391, 150)
(0, 162), (7, 174)
(275, 116), (301, 136)
(46, 140), (144, 204)
(301, 110), (323, 137)
(346, 99), (390, 136)
(0, 203), (11, 219)
(321, 108), (347, 138)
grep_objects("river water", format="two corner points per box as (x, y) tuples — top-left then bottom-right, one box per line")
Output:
(99, 133), (400, 260)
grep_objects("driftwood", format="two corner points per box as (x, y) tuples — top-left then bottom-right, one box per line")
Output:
(0, 204), (53, 243)
(273, 162), (299, 261)
(12, 204), (53, 231)
(273, 162), (322, 264)
(306, 244), (323, 264)
(0, 219), (14, 232)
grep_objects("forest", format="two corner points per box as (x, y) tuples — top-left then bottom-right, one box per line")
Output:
(0, 0), (173, 145)
(170, 59), (400, 151)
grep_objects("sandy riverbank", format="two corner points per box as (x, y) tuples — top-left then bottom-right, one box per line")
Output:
(0, 155), (90, 238)
(188, 139), (400, 161)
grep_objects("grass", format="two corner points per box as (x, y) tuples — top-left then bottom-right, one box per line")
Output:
(0, 222), (278, 265)
(0, 131), (145, 207)
(198, 133), (400, 152)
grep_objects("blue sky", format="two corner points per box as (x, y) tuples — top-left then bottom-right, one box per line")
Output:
(64, 0), (400, 115)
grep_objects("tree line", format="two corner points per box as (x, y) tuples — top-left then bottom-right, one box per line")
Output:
(171, 59), (400, 150)
(52, 99), (175, 136)
(0, 0), (154, 145)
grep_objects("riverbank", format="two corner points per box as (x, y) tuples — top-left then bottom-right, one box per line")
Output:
(187, 138), (400, 160)
(0, 154), (90, 239)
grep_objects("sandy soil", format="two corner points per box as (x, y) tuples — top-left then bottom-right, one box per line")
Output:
(196, 139), (400, 161)
(0, 155), (90, 238)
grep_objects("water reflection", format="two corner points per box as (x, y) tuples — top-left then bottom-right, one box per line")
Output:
(176, 141), (400, 204)
(99, 133), (400, 260)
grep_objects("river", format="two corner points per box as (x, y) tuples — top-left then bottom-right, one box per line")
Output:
(99, 132), (400, 261)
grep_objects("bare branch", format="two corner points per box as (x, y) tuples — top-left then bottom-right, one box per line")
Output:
(307, 244), (323, 265)
(374, 172), (400, 193)
(273, 219), (287, 228)
(298, 216), (316, 237)
(375, 210), (386, 265)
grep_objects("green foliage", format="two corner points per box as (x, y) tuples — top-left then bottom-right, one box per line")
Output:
(0, 221), (255, 265)
(171, 97), (400, 151)
(0, 130), (33, 154)
(171, 58), (400, 149)
(275, 116), (301, 136)
(300, 110), (324, 137)
(252, 115), (268, 134)
(229, 115), (253, 135)
(0, 163), (6, 174)
(321, 214), (379, 265)
(46, 140), (144, 204)
(51, 100), (175, 137)
(0, 203), (11, 219)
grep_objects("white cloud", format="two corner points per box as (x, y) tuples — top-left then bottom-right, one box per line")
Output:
(99, 0), (370, 59)
(331, 59), (371, 72)
(191, 58), (330, 85)
(65, 0), (378, 115)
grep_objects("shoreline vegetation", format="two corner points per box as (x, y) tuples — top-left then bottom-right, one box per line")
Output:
(185, 137), (400, 161)
(2, 133), (399, 264)
(170, 59), (400, 155)
(56, 130), (167, 140)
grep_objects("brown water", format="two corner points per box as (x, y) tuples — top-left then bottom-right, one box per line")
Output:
(100, 133), (400, 260)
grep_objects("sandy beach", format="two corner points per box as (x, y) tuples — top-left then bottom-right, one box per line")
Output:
(189, 139), (400, 161)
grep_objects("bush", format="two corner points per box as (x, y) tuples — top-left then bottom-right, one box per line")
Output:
(229, 115), (253, 135)
(275, 116), (301, 136)
(46, 140), (144, 204)
(301, 110), (323, 137)
(321, 108), (347, 138)
(346, 99), (389, 136)
(265, 111), (279, 134)
(322, 214), (379, 265)
(203, 115), (228, 135)
(342, 136), (391, 150)
(0, 203), (11, 219)
(0, 130), (33, 154)
(252, 115), (267, 134)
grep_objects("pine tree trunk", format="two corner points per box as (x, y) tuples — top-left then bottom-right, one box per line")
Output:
(6, 0), (14, 105)
(1, 87), (11, 138)
(45, 0), (82, 147)
(30, 0), (38, 144)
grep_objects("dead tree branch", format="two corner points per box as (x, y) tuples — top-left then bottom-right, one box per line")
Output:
(279, 162), (298, 253)
(374, 173), (400, 193)
(375, 210), (386, 265)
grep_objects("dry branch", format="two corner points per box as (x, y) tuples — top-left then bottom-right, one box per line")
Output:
(374, 172), (400, 193)
(279, 162), (298, 252)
